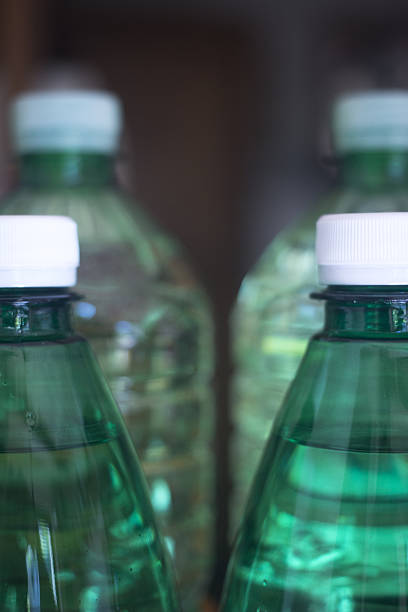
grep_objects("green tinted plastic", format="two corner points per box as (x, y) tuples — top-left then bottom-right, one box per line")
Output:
(0, 289), (179, 611)
(231, 150), (408, 534)
(1, 152), (214, 610)
(224, 286), (408, 610)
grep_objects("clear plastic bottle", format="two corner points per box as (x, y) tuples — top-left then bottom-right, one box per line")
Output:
(223, 212), (408, 611)
(231, 90), (408, 532)
(1, 91), (214, 611)
(0, 215), (180, 611)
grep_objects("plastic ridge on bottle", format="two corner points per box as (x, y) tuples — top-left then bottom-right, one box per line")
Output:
(1, 89), (215, 611)
(0, 215), (180, 611)
(222, 211), (408, 611)
(230, 89), (408, 537)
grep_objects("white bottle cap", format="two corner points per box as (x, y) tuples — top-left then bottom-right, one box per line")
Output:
(333, 91), (408, 153)
(11, 90), (122, 153)
(0, 216), (79, 287)
(317, 212), (408, 285)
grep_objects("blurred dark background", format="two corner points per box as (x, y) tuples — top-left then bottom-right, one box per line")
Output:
(2, 0), (408, 604)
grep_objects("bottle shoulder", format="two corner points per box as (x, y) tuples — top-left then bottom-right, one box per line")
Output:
(318, 184), (408, 216)
(238, 184), (408, 305)
(236, 222), (317, 318)
(0, 185), (206, 295)
(1, 184), (168, 250)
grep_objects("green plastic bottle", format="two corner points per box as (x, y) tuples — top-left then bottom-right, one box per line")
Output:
(1, 91), (214, 610)
(231, 90), (408, 532)
(0, 215), (179, 611)
(222, 211), (408, 611)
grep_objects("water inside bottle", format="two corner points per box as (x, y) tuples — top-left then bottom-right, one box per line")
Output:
(0, 428), (173, 612)
(225, 428), (408, 611)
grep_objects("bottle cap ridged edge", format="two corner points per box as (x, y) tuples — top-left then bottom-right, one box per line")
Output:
(317, 212), (408, 285)
(0, 216), (79, 287)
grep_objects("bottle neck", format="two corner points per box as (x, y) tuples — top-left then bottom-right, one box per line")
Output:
(18, 152), (115, 188)
(339, 151), (408, 190)
(317, 286), (408, 338)
(0, 288), (74, 341)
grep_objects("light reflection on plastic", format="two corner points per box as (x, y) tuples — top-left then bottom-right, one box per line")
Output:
(26, 544), (40, 610)
(165, 536), (175, 558)
(115, 320), (142, 349)
(76, 302), (97, 319)
(150, 477), (172, 514)
(38, 520), (58, 606)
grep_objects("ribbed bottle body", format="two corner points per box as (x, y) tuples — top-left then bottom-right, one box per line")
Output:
(0, 292), (179, 611)
(231, 151), (408, 535)
(225, 288), (408, 610)
(0, 169), (214, 610)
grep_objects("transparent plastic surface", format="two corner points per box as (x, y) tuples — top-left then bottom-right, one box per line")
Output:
(231, 151), (408, 533)
(223, 287), (408, 611)
(0, 153), (214, 610)
(0, 290), (179, 611)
